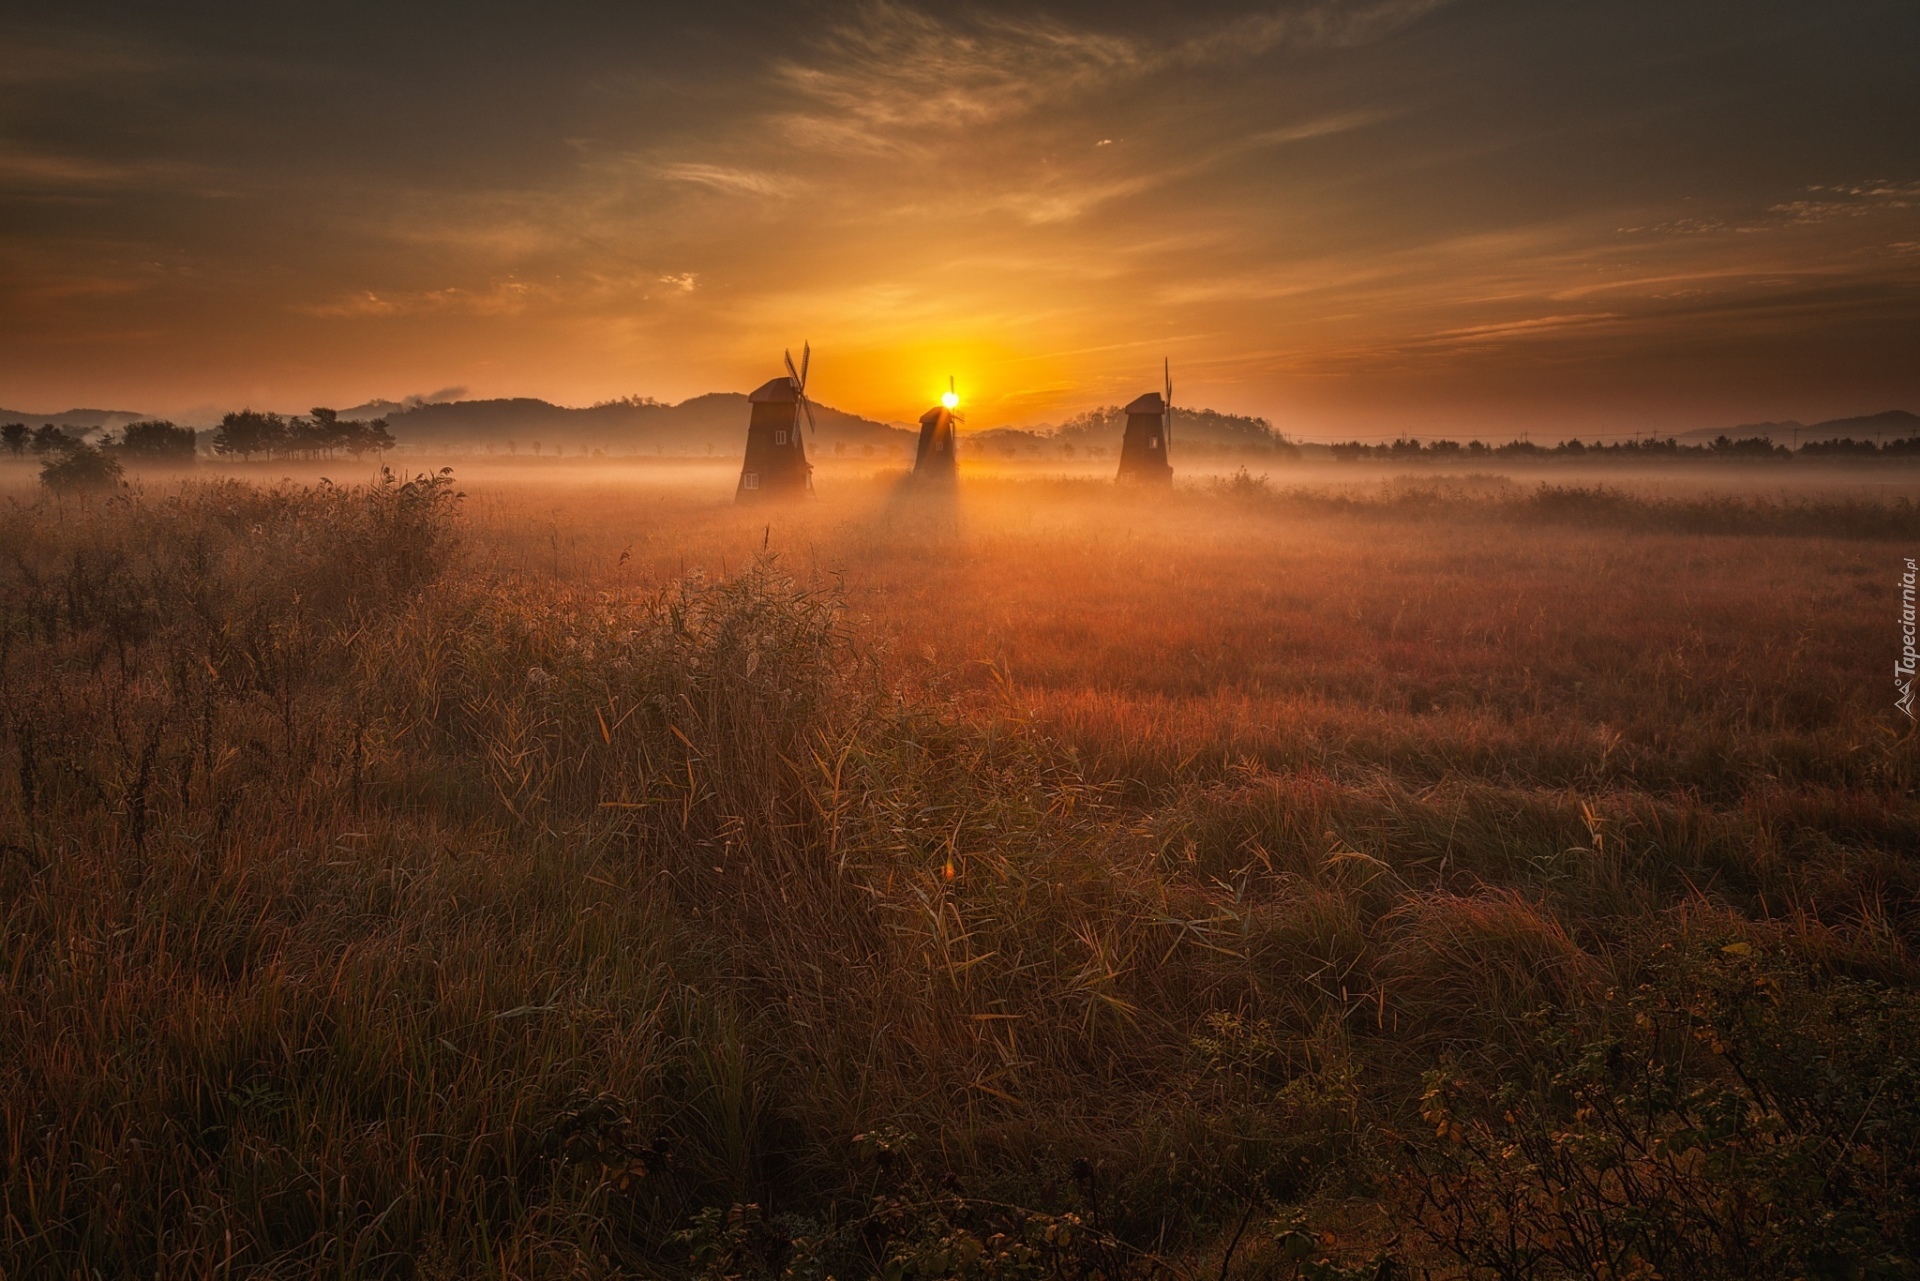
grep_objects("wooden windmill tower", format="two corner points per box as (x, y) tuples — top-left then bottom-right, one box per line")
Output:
(1115, 360), (1174, 485)
(736, 344), (815, 501)
(912, 376), (960, 482)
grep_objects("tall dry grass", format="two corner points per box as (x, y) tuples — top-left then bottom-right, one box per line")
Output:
(2, 468), (1916, 1277)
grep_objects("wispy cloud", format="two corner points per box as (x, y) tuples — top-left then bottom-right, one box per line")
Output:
(0, 148), (213, 192)
(0, 27), (182, 87)
(772, 0), (1444, 155)
(1173, 0), (1455, 64)
(296, 280), (538, 319)
(774, 2), (1140, 151)
(1243, 110), (1398, 149)
(657, 162), (801, 198)
(1618, 180), (1920, 236)
(1770, 180), (1920, 225)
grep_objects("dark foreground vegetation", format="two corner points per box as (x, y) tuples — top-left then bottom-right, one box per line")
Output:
(2, 475), (1917, 1278)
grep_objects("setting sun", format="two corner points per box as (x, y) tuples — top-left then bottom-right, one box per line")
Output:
(940, 389), (960, 411)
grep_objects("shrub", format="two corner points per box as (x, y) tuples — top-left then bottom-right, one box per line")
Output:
(39, 442), (124, 492)
(1208, 467), (1275, 501)
(1398, 935), (1920, 1280)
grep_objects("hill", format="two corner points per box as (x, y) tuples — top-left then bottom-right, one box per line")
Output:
(0, 407), (149, 436)
(379, 394), (915, 456)
(1679, 409), (1918, 443)
(1805, 409), (1920, 438)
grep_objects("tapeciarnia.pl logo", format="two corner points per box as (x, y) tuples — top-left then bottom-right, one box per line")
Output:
(1901, 557), (1917, 721)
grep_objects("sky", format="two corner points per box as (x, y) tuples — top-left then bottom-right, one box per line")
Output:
(1, 0), (1916, 436)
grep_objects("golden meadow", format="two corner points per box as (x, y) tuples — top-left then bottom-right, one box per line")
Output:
(3, 459), (1918, 1278)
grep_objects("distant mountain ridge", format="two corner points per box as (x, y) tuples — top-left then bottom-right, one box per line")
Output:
(0, 407), (149, 433)
(1680, 409), (1920, 442)
(372, 394), (915, 455)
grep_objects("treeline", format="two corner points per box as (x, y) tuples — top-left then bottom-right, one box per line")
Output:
(2, 422), (193, 461)
(4, 420), (204, 491)
(7, 408), (399, 492)
(1057, 404), (1287, 449)
(1328, 433), (1920, 460)
(3, 408), (398, 465)
(209, 408), (396, 460)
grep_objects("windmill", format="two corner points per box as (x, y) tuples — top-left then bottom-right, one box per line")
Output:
(1115, 360), (1174, 484)
(912, 375), (961, 482)
(735, 342), (815, 501)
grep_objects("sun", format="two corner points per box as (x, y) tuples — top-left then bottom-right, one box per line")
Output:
(941, 389), (960, 410)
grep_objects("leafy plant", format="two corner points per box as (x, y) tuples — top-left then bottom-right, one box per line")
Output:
(1398, 937), (1920, 1279)
(39, 442), (123, 491)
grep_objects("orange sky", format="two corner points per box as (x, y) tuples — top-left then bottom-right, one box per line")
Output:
(1, 1), (1916, 435)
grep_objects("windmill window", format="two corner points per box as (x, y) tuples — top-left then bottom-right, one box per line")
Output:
(742, 473), (759, 490)
(776, 430), (787, 444)
(1150, 436), (1160, 447)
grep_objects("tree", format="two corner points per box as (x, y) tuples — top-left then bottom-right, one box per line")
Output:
(340, 417), (396, 459)
(118, 420), (198, 462)
(213, 410), (287, 460)
(30, 424), (77, 457)
(284, 414), (335, 459)
(40, 443), (124, 492)
(1, 423), (26, 457)
(292, 407), (346, 459)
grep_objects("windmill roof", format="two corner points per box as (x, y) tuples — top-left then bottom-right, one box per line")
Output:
(919, 406), (951, 427)
(1124, 392), (1166, 415)
(749, 377), (799, 403)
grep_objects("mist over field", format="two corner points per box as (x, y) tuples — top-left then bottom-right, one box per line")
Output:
(4, 447), (1919, 1278)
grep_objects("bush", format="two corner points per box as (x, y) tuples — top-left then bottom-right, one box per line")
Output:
(39, 443), (124, 492)
(1398, 934), (1920, 1280)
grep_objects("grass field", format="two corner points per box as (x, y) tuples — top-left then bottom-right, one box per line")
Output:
(3, 458), (1918, 1278)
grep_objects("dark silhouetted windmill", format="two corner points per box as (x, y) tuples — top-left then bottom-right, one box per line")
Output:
(912, 375), (960, 482)
(1116, 360), (1174, 485)
(736, 344), (815, 501)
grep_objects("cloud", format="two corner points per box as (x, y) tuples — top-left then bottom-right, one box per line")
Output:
(0, 27), (182, 87)
(770, 1), (1441, 156)
(1174, 0), (1456, 65)
(297, 281), (537, 319)
(1770, 180), (1920, 225)
(0, 148), (210, 192)
(774, 1), (1140, 148)
(657, 163), (800, 198)
(1618, 180), (1920, 238)
(982, 174), (1162, 225)
(1243, 110), (1397, 149)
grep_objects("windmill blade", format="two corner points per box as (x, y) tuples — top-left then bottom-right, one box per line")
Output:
(784, 349), (801, 390)
(802, 397), (816, 435)
(799, 341), (810, 393)
(1164, 359), (1174, 448)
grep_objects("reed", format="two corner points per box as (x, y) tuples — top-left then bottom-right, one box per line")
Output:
(1, 469), (1914, 1277)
